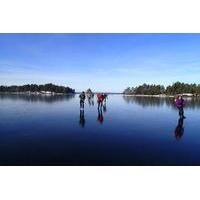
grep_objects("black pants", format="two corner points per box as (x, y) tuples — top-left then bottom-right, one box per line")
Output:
(80, 100), (84, 108)
(98, 101), (103, 109)
(179, 107), (184, 117)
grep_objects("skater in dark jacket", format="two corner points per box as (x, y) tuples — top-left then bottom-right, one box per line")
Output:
(79, 91), (86, 109)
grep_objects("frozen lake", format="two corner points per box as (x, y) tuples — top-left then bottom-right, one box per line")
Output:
(0, 93), (200, 165)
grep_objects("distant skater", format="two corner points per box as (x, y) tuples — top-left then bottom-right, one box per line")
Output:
(79, 91), (86, 109)
(87, 93), (94, 106)
(88, 96), (92, 106)
(103, 94), (108, 112)
(175, 95), (185, 118)
(103, 93), (108, 103)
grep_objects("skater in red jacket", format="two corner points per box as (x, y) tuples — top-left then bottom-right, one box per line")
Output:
(97, 93), (105, 110)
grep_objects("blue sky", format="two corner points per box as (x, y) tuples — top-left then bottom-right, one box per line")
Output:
(0, 33), (200, 92)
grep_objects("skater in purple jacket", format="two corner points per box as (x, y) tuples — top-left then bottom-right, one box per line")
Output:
(175, 95), (185, 118)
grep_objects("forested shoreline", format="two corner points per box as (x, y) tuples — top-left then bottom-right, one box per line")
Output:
(2, 82), (200, 96)
(0, 83), (75, 94)
(123, 82), (200, 96)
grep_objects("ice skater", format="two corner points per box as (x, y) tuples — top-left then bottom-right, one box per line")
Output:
(79, 91), (86, 110)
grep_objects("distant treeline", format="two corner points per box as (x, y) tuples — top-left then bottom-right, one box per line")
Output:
(124, 82), (200, 95)
(0, 83), (75, 94)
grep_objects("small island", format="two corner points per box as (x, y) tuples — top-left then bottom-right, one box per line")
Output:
(0, 83), (75, 95)
(123, 82), (200, 97)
